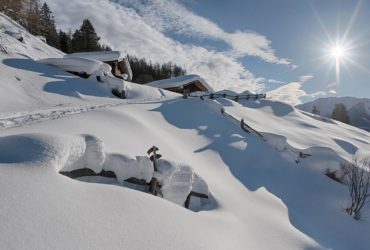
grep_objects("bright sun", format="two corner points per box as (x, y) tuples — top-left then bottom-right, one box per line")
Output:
(331, 45), (345, 59)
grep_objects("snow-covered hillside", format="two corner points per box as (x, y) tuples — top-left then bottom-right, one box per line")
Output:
(1, 13), (370, 250)
(296, 96), (368, 117)
(297, 97), (370, 131)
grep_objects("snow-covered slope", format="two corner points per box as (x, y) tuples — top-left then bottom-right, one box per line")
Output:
(348, 100), (370, 131)
(0, 13), (63, 59)
(1, 13), (370, 250)
(297, 97), (370, 131)
(296, 96), (368, 117)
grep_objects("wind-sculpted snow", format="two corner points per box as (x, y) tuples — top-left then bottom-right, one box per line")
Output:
(0, 132), (210, 211)
(0, 133), (86, 168)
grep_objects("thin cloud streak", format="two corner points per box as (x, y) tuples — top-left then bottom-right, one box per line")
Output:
(112, 0), (292, 65)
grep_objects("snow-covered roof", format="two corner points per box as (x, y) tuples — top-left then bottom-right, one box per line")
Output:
(146, 74), (214, 92)
(64, 51), (124, 62)
(38, 57), (111, 75)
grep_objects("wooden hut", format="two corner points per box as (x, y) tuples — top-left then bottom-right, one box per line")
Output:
(146, 75), (213, 94)
(65, 51), (133, 81)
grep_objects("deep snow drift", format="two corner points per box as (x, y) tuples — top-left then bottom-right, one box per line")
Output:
(1, 12), (370, 250)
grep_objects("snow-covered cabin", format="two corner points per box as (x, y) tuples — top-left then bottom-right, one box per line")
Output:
(37, 57), (111, 78)
(65, 51), (133, 81)
(146, 75), (213, 94)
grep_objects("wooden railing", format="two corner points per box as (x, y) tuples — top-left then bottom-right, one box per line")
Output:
(187, 92), (266, 101)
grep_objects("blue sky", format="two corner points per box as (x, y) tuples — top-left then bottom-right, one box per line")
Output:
(48, 0), (370, 104)
(180, 0), (370, 101)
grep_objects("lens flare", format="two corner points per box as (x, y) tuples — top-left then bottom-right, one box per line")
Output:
(331, 46), (345, 59)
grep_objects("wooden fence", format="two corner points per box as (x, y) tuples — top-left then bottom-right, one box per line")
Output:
(187, 92), (266, 101)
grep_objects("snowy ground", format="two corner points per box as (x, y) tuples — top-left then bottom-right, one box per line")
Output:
(1, 12), (370, 250)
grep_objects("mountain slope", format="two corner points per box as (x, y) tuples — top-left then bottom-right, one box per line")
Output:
(348, 100), (370, 131)
(1, 12), (370, 250)
(296, 96), (368, 117)
(297, 96), (370, 131)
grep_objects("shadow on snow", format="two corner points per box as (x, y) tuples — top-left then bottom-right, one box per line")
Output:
(152, 98), (368, 250)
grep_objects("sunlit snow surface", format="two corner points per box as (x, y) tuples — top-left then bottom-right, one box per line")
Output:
(1, 12), (370, 250)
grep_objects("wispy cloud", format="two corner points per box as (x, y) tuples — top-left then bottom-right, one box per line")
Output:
(267, 79), (285, 84)
(299, 75), (314, 82)
(268, 75), (341, 105)
(113, 0), (291, 65)
(267, 75), (314, 105)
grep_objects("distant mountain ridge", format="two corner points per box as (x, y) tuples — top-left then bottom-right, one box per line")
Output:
(297, 97), (370, 131)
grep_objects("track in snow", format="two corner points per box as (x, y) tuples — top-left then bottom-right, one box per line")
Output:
(0, 103), (121, 129)
(0, 96), (176, 130)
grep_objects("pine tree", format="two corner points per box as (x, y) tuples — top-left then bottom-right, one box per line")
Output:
(39, 3), (59, 48)
(23, 0), (42, 35)
(127, 54), (187, 84)
(100, 44), (112, 51)
(332, 103), (350, 124)
(71, 19), (101, 52)
(312, 105), (320, 115)
(71, 29), (82, 52)
(0, 0), (23, 21)
(58, 30), (72, 53)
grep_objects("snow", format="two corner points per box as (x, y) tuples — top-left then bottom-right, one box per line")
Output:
(65, 51), (133, 80)
(155, 159), (210, 209)
(297, 97), (370, 132)
(0, 13), (63, 59)
(38, 57), (111, 75)
(65, 51), (125, 62)
(297, 96), (368, 117)
(1, 13), (370, 250)
(146, 74), (214, 92)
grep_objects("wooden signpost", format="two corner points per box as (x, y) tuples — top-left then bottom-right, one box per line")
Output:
(147, 146), (162, 195)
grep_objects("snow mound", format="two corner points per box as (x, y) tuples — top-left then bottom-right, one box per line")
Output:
(155, 159), (210, 210)
(38, 57), (111, 75)
(65, 51), (124, 62)
(0, 133), (86, 168)
(2, 132), (210, 210)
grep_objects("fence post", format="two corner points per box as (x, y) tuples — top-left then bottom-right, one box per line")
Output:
(147, 146), (162, 195)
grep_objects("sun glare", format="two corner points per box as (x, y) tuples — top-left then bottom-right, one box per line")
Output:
(331, 45), (345, 59)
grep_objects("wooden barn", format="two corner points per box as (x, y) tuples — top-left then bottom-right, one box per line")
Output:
(146, 75), (213, 94)
(65, 51), (133, 81)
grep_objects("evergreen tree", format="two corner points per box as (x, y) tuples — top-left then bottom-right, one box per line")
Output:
(332, 103), (350, 124)
(71, 19), (101, 52)
(71, 29), (82, 52)
(23, 0), (42, 35)
(312, 105), (320, 115)
(0, 0), (23, 21)
(100, 44), (112, 51)
(58, 30), (72, 53)
(39, 3), (59, 48)
(127, 54), (187, 84)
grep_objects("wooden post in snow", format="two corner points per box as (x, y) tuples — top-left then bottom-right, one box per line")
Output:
(147, 146), (162, 195)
